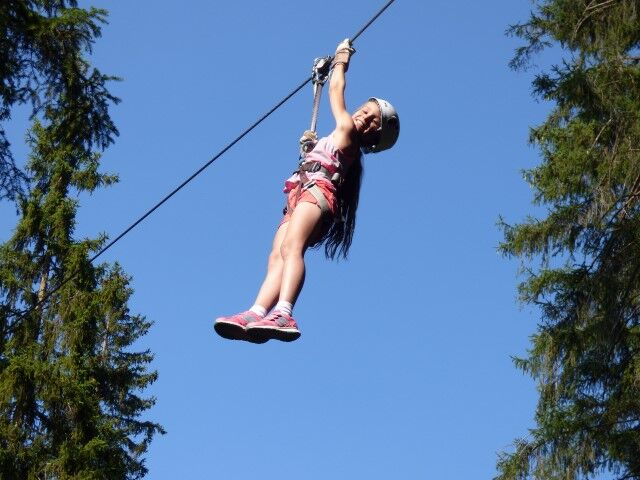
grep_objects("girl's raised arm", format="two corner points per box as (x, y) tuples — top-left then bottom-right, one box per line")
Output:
(329, 39), (356, 151)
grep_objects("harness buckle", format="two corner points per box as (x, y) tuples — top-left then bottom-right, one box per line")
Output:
(308, 162), (322, 173)
(299, 161), (322, 173)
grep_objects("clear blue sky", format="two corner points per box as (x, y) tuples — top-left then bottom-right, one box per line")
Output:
(1, 1), (555, 478)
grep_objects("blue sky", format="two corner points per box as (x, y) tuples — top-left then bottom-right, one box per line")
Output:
(1, 1), (557, 478)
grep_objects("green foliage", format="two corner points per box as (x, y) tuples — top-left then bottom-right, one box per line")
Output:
(497, 1), (640, 479)
(0, 1), (119, 201)
(0, 3), (163, 479)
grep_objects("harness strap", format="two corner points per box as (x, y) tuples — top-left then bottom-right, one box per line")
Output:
(299, 160), (342, 185)
(305, 183), (330, 215)
(283, 170), (331, 218)
(299, 169), (331, 215)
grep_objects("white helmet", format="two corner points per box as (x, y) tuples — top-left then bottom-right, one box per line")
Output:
(363, 97), (400, 153)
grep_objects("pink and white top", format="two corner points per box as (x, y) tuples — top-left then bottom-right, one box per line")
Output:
(284, 135), (356, 194)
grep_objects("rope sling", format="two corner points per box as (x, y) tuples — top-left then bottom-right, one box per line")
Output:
(291, 56), (336, 218)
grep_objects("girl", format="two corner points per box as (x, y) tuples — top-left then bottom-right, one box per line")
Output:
(214, 39), (399, 343)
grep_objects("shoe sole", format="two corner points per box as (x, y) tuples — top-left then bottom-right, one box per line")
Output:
(214, 320), (268, 344)
(246, 325), (301, 343)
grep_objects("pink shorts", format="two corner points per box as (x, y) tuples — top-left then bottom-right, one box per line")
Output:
(280, 181), (338, 226)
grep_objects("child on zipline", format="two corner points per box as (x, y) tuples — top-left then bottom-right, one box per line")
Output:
(214, 39), (400, 343)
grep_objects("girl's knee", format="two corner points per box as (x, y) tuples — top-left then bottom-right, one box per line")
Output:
(268, 247), (283, 267)
(280, 239), (304, 261)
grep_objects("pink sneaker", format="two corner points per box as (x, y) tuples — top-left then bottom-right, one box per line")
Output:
(246, 311), (301, 343)
(214, 311), (265, 343)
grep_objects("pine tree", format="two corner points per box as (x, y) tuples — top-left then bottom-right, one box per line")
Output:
(1, 0), (56, 201)
(1, 0), (100, 201)
(0, 3), (163, 479)
(0, 0), (29, 201)
(497, 1), (640, 479)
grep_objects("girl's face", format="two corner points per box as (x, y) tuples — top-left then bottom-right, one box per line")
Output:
(352, 101), (381, 140)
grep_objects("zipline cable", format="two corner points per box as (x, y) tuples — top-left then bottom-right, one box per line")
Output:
(88, 77), (312, 267)
(10, 0), (397, 323)
(350, 0), (396, 43)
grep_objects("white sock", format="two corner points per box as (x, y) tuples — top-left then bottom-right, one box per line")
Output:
(249, 304), (267, 318)
(274, 300), (293, 316)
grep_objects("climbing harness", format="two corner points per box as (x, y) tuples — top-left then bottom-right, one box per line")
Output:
(286, 55), (345, 219)
(292, 158), (342, 218)
(10, 0), (398, 324)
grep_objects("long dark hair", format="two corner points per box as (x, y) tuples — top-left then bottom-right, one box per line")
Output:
(322, 151), (363, 260)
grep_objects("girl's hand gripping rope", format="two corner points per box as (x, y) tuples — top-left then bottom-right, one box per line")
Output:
(332, 38), (355, 71)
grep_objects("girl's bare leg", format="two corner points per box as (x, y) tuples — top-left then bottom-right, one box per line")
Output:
(278, 202), (323, 305)
(253, 223), (288, 311)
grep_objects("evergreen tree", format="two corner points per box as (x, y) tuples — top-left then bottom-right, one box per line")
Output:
(497, 1), (640, 479)
(0, 0), (29, 201)
(0, 3), (164, 478)
(1, 0), (94, 201)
